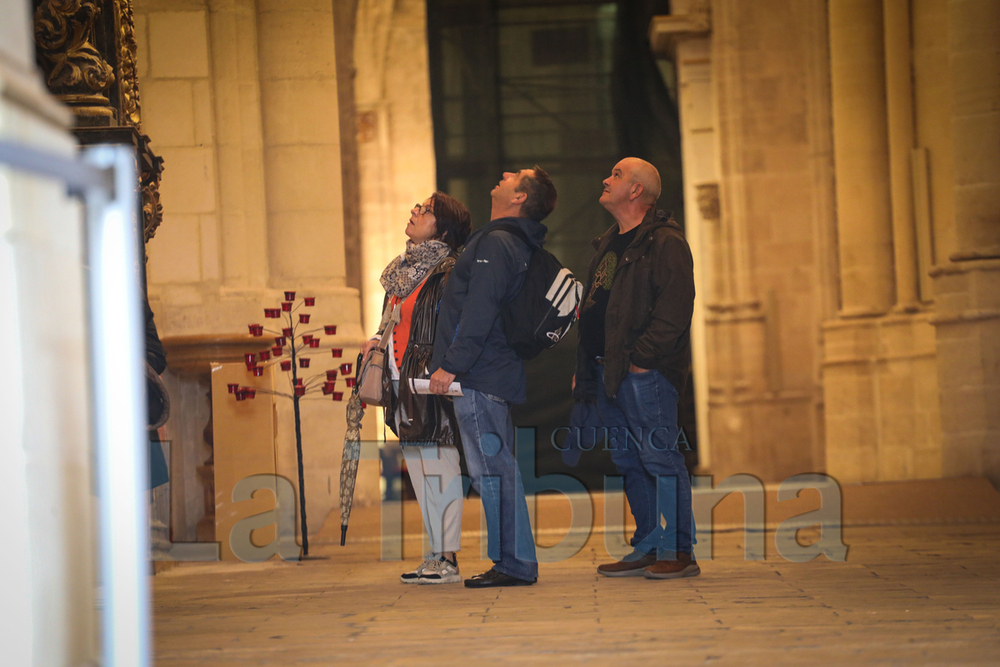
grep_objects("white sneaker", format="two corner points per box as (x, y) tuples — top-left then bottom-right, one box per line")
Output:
(400, 553), (437, 584)
(418, 555), (461, 585)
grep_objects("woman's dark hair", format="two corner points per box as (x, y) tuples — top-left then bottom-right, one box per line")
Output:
(431, 191), (472, 250)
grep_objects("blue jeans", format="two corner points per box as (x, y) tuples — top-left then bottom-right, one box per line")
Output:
(596, 366), (696, 558)
(453, 388), (538, 580)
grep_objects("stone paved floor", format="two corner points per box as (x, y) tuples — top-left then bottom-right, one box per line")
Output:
(153, 501), (1000, 666)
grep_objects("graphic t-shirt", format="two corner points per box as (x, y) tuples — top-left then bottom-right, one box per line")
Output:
(578, 226), (638, 359)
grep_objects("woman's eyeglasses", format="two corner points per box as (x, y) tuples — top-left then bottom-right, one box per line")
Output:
(413, 202), (432, 215)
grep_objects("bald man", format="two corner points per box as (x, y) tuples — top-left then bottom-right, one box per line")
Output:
(574, 158), (698, 579)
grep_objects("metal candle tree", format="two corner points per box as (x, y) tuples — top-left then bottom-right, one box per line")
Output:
(231, 291), (355, 557)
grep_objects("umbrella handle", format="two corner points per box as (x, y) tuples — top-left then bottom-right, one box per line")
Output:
(353, 352), (363, 396)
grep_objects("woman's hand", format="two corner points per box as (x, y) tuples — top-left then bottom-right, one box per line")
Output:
(360, 338), (379, 364)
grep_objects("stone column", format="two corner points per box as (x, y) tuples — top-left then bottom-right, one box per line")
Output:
(883, 0), (920, 310)
(256, 0), (346, 288)
(828, 0), (895, 316)
(931, 0), (1000, 485)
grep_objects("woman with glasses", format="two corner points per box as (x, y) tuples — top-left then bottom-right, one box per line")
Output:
(360, 193), (471, 585)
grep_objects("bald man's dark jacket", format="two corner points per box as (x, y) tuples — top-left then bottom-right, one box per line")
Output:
(574, 208), (694, 400)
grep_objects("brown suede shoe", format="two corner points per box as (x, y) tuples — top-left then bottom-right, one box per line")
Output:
(597, 551), (656, 577)
(644, 552), (701, 579)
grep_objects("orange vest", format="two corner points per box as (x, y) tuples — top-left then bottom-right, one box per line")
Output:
(390, 280), (425, 369)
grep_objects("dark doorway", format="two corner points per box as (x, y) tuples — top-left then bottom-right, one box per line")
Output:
(426, 0), (688, 490)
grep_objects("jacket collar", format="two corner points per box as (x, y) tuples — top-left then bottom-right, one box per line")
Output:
(591, 208), (676, 251)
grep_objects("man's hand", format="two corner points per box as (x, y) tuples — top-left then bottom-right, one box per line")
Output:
(629, 363), (651, 374)
(360, 338), (379, 364)
(429, 368), (456, 395)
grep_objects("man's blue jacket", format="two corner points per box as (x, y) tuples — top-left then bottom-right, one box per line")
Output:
(431, 216), (548, 405)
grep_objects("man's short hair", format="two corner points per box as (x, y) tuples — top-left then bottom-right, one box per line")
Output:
(431, 191), (472, 250)
(516, 166), (557, 222)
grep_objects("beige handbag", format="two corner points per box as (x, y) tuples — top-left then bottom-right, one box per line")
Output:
(357, 300), (400, 407)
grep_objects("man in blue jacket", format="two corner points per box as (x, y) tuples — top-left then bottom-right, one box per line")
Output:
(429, 166), (556, 587)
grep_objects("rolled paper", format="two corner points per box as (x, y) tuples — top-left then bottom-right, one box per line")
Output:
(259, 350), (271, 361)
(345, 377), (356, 388)
(284, 291), (296, 301)
(247, 389), (257, 399)
(332, 392), (344, 401)
(281, 302), (292, 312)
(331, 348), (343, 358)
(227, 383), (239, 394)
(324, 325), (337, 335)
(310, 339), (320, 348)
(304, 297), (315, 306)
(252, 367), (263, 377)
(244, 353), (255, 365)
(340, 363), (352, 375)
(299, 314), (311, 324)
(280, 360), (291, 371)
(294, 386), (305, 397)
(271, 346), (283, 356)
(326, 369), (338, 380)
(282, 328), (292, 337)
(299, 358), (311, 368)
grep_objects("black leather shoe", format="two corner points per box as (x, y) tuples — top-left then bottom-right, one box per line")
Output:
(464, 568), (536, 588)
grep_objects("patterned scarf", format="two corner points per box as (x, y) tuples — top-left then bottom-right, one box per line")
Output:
(379, 239), (451, 298)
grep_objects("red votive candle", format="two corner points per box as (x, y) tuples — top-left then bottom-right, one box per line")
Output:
(299, 358), (311, 368)
(227, 383), (239, 394)
(259, 350), (271, 361)
(247, 389), (257, 399)
(310, 339), (320, 348)
(326, 370), (338, 380)
(345, 377), (356, 388)
(302, 334), (313, 344)
(331, 348), (343, 358)
(294, 386), (305, 397)
(271, 346), (283, 356)
(282, 328), (292, 338)
(280, 360), (292, 371)
(340, 363), (352, 375)
(294, 378), (303, 386)
(299, 314), (311, 324)
(244, 353), (255, 365)
(235, 390), (247, 401)
(252, 367), (263, 377)
(304, 297), (315, 306)
(332, 392), (344, 401)
(284, 291), (295, 301)
(275, 336), (286, 346)
(282, 302), (292, 312)
(322, 382), (335, 395)
(324, 325), (337, 335)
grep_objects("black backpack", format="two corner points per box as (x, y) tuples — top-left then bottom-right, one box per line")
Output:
(484, 224), (583, 359)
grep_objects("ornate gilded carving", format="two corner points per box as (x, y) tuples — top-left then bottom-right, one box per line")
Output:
(33, 0), (163, 245)
(142, 177), (163, 243)
(34, 0), (115, 102)
(116, 0), (141, 128)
